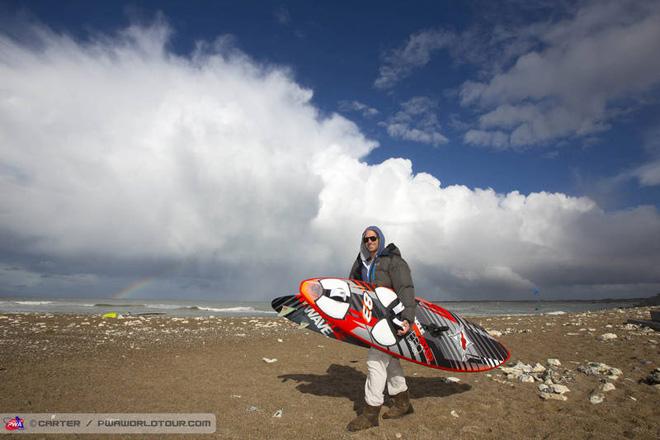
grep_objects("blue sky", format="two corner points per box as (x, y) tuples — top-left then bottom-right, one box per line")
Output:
(1, 0), (659, 300)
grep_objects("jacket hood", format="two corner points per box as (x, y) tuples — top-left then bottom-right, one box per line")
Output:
(360, 225), (386, 262)
(380, 243), (401, 257)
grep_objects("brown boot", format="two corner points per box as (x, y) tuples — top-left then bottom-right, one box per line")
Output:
(347, 404), (381, 431)
(382, 390), (414, 419)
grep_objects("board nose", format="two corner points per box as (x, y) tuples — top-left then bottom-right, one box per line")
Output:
(300, 279), (322, 302)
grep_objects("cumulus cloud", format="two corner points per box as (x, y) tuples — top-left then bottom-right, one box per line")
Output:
(0, 20), (376, 297)
(338, 100), (379, 118)
(382, 97), (448, 147)
(1, 20), (660, 300)
(461, 0), (660, 148)
(374, 29), (453, 90)
(313, 157), (660, 299)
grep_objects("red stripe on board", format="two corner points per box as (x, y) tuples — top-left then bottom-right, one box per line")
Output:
(418, 298), (458, 323)
(413, 324), (435, 364)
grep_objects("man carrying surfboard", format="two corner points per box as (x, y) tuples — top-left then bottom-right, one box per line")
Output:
(347, 226), (416, 431)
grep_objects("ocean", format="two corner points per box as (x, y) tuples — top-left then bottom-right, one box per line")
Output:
(0, 296), (641, 318)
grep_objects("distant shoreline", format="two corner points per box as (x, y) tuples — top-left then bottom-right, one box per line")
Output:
(440, 293), (660, 306)
(437, 297), (655, 304)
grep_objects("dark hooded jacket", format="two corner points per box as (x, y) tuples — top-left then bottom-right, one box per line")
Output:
(349, 227), (416, 323)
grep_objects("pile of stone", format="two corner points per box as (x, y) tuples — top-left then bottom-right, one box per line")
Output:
(497, 358), (575, 401)
(500, 359), (573, 383)
(577, 362), (623, 381)
(487, 327), (532, 336)
(576, 361), (623, 404)
(499, 361), (546, 383)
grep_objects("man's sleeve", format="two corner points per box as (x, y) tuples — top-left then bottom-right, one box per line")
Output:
(349, 256), (361, 280)
(391, 257), (416, 322)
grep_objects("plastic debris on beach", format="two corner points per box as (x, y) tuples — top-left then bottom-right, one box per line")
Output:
(246, 406), (260, 412)
(262, 357), (278, 363)
(272, 409), (283, 418)
(102, 312), (122, 319)
(589, 392), (604, 404)
(450, 410), (459, 418)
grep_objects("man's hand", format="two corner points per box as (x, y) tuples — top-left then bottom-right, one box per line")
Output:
(397, 320), (410, 336)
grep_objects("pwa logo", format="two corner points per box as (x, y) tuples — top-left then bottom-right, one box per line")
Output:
(4, 416), (25, 431)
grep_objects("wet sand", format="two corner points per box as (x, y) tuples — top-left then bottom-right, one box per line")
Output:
(0, 307), (658, 439)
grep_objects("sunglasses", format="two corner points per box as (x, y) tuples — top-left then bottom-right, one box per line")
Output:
(363, 236), (378, 243)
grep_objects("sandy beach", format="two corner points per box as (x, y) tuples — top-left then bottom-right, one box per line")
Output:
(1, 307), (658, 439)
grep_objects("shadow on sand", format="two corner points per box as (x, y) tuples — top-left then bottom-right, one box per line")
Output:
(279, 363), (472, 413)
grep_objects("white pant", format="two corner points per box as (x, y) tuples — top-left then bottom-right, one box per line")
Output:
(364, 347), (408, 406)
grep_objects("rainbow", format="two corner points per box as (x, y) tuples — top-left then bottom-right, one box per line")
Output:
(112, 277), (154, 299)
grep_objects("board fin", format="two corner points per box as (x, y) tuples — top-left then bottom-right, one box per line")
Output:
(278, 305), (296, 317)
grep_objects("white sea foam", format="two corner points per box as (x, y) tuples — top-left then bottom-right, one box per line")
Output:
(195, 306), (274, 314)
(145, 303), (184, 310)
(14, 301), (54, 305)
(197, 306), (251, 312)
